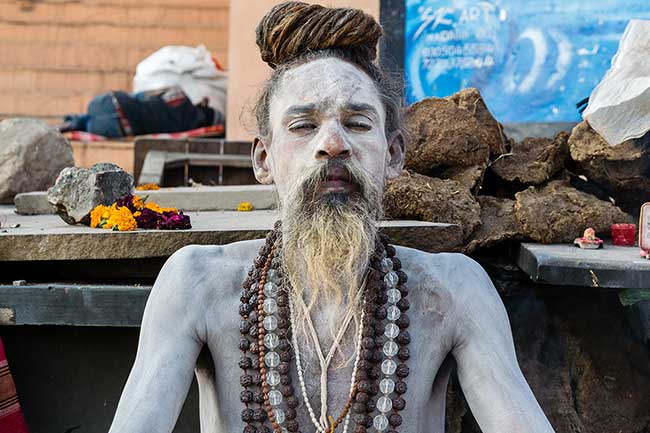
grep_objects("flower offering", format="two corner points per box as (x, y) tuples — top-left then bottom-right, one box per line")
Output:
(89, 193), (191, 231)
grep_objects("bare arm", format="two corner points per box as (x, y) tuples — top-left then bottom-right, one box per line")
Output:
(108, 246), (207, 433)
(450, 255), (555, 433)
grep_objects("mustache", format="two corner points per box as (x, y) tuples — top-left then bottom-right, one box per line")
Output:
(301, 159), (369, 201)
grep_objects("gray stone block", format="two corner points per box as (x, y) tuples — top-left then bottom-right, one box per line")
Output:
(47, 162), (134, 224)
(14, 191), (56, 215)
(0, 118), (74, 204)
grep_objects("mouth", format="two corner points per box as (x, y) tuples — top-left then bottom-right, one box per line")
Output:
(317, 166), (358, 195)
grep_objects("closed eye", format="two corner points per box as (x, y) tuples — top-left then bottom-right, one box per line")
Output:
(288, 122), (317, 133)
(345, 121), (372, 132)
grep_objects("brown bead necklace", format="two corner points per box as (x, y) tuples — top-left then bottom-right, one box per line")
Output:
(239, 223), (411, 433)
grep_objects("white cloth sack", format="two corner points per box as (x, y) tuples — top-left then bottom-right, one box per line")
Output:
(583, 19), (650, 146)
(133, 45), (228, 119)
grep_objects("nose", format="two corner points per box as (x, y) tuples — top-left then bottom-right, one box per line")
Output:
(314, 124), (352, 160)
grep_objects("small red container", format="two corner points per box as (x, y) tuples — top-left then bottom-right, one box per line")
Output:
(611, 223), (636, 246)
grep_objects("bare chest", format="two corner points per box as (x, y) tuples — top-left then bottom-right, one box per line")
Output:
(200, 280), (454, 433)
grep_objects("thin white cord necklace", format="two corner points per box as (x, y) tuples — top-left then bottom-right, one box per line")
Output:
(289, 275), (367, 433)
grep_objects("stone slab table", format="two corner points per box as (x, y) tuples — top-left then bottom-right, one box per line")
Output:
(518, 242), (650, 289)
(0, 206), (462, 262)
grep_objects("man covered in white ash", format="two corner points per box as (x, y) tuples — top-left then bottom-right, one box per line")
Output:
(108, 2), (555, 433)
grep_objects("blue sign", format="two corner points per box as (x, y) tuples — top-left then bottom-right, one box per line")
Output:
(405, 0), (650, 122)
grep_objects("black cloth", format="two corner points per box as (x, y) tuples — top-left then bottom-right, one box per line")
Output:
(113, 88), (215, 136)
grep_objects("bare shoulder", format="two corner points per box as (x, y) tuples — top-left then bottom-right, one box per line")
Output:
(393, 246), (503, 321)
(163, 239), (265, 281)
(150, 239), (266, 312)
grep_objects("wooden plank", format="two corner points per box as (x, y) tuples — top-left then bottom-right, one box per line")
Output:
(165, 152), (253, 168)
(0, 283), (151, 327)
(0, 208), (463, 261)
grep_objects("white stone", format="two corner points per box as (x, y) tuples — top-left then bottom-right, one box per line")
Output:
(385, 323), (399, 339)
(273, 408), (285, 424)
(267, 370), (280, 387)
(384, 271), (399, 288)
(377, 396), (393, 413)
(387, 305), (401, 321)
(264, 351), (280, 368)
(267, 269), (279, 283)
(381, 358), (397, 375)
(264, 281), (279, 297)
(380, 257), (393, 272)
(383, 341), (398, 357)
(379, 378), (395, 394)
(264, 333), (279, 349)
(387, 288), (401, 304)
(268, 390), (283, 406)
(373, 414), (388, 431)
(263, 298), (278, 314)
(263, 316), (278, 331)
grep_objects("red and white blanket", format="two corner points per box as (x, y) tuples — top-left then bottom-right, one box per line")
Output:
(0, 338), (29, 433)
(63, 123), (225, 142)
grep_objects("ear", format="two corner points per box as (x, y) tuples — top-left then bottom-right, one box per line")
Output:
(252, 136), (274, 184)
(385, 131), (405, 180)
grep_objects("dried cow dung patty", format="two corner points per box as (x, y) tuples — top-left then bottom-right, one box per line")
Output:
(514, 180), (632, 244)
(384, 170), (481, 240)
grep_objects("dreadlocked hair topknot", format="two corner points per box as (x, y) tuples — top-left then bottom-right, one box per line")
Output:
(255, 1), (382, 71)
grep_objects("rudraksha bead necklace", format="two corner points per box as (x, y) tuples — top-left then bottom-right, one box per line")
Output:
(239, 223), (411, 433)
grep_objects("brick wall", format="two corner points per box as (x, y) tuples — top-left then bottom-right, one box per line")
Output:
(0, 0), (229, 122)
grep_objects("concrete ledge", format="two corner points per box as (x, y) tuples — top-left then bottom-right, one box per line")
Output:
(141, 185), (276, 211)
(518, 242), (650, 289)
(13, 185), (277, 215)
(0, 207), (463, 261)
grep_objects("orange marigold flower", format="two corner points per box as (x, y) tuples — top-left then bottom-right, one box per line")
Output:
(136, 183), (161, 191)
(106, 206), (137, 231)
(145, 201), (177, 214)
(132, 195), (145, 211)
(90, 204), (111, 228)
(237, 202), (254, 212)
